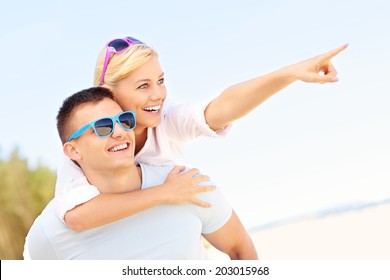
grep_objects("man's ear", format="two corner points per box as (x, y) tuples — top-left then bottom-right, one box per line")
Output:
(63, 142), (82, 162)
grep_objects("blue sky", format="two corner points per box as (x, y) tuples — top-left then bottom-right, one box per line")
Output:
(1, 0), (389, 227)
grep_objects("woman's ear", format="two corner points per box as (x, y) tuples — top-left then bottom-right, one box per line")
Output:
(63, 142), (82, 162)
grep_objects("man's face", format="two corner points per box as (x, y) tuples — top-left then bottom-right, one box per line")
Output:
(68, 98), (136, 172)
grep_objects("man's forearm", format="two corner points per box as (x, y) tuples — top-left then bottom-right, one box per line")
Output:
(227, 236), (258, 260)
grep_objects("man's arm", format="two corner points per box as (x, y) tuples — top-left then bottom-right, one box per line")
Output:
(65, 166), (215, 231)
(204, 44), (348, 131)
(203, 210), (258, 260)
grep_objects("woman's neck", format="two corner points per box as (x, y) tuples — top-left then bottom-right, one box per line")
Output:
(134, 127), (148, 155)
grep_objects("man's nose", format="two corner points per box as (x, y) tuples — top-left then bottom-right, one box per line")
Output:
(111, 121), (127, 138)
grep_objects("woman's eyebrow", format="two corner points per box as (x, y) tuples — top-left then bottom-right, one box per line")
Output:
(136, 72), (164, 83)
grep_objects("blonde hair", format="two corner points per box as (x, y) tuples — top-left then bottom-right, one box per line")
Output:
(93, 42), (158, 87)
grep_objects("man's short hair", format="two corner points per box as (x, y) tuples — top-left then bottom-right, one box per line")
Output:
(57, 87), (115, 144)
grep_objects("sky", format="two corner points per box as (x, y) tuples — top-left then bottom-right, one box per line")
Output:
(1, 0), (389, 228)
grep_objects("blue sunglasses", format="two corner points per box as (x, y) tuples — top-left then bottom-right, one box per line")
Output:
(67, 111), (136, 142)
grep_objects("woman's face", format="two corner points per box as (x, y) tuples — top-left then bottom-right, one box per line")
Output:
(110, 56), (167, 133)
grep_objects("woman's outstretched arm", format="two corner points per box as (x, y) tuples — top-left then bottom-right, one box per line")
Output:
(204, 44), (348, 131)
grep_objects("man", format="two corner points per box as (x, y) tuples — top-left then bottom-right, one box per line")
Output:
(24, 87), (257, 259)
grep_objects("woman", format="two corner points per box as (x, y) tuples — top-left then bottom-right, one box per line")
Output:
(56, 36), (347, 231)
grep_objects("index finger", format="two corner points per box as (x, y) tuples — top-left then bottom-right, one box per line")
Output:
(323, 43), (348, 60)
(192, 198), (212, 208)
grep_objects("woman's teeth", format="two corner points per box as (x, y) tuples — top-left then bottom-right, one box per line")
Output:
(142, 105), (160, 112)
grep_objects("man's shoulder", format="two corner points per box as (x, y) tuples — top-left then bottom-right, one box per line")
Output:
(139, 163), (175, 189)
(139, 163), (174, 174)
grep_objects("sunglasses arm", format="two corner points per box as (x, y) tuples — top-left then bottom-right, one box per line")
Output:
(67, 123), (93, 142)
(100, 48), (114, 85)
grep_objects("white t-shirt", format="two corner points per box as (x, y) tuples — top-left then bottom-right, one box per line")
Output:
(55, 101), (231, 221)
(24, 164), (232, 260)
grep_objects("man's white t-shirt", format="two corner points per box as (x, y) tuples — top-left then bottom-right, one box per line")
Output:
(55, 101), (231, 221)
(24, 164), (232, 260)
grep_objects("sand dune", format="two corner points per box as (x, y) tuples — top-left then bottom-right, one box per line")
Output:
(206, 203), (390, 260)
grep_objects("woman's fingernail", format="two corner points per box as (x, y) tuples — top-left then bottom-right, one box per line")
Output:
(331, 76), (339, 82)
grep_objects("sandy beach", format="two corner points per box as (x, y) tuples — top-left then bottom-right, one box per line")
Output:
(206, 203), (390, 260)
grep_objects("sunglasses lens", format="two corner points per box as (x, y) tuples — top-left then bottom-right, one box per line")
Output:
(125, 37), (143, 44)
(94, 118), (114, 137)
(119, 112), (136, 130)
(108, 39), (130, 52)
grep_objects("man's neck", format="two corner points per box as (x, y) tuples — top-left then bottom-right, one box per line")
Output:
(82, 164), (142, 194)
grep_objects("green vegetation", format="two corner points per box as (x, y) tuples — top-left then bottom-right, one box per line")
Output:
(0, 148), (55, 259)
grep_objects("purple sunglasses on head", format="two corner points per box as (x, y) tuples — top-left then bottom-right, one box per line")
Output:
(100, 36), (144, 85)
